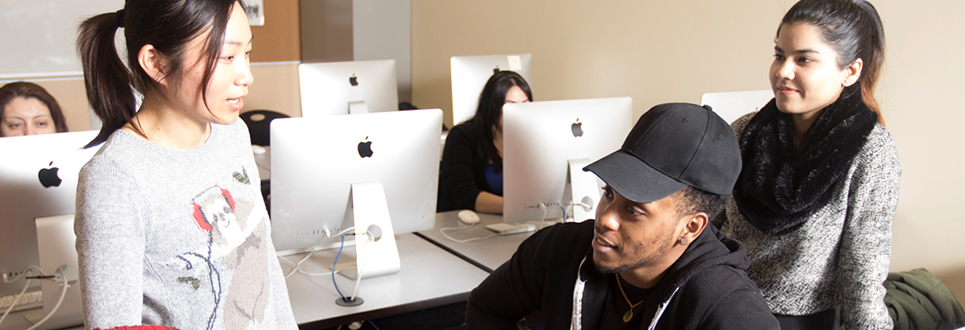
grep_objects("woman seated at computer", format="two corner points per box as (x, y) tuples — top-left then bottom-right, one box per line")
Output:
(0, 81), (69, 137)
(438, 70), (532, 214)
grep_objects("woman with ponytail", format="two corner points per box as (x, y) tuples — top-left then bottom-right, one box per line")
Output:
(714, 0), (899, 329)
(74, 1), (297, 329)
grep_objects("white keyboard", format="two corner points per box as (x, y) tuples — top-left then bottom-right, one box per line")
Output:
(0, 290), (43, 312)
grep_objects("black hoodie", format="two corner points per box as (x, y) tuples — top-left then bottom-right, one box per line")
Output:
(466, 220), (779, 330)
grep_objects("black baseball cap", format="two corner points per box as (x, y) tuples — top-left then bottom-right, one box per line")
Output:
(584, 103), (741, 203)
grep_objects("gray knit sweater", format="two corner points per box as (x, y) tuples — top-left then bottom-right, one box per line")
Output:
(717, 113), (900, 330)
(75, 120), (298, 330)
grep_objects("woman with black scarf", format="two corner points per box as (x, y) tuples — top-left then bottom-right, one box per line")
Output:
(714, 1), (900, 329)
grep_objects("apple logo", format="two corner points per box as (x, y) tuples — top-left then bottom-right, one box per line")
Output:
(357, 136), (374, 158)
(571, 118), (584, 137)
(38, 161), (62, 188)
(349, 74), (359, 87)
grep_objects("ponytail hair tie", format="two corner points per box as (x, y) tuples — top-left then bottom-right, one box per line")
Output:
(116, 9), (125, 28)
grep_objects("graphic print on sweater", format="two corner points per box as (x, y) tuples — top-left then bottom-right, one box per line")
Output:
(176, 184), (271, 330)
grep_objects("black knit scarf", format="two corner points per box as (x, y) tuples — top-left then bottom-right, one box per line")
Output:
(732, 86), (878, 236)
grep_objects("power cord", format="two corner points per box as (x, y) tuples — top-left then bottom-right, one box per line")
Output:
(440, 224), (497, 243)
(0, 267), (36, 327)
(277, 227), (357, 279)
(26, 268), (68, 330)
(564, 201), (592, 222)
(0, 265), (69, 330)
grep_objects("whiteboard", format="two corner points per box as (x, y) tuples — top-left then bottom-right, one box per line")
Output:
(0, 0), (124, 79)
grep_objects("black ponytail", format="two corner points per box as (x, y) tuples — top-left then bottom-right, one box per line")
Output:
(77, 12), (137, 148)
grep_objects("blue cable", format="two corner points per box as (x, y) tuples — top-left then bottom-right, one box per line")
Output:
(367, 320), (381, 330)
(558, 204), (567, 221)
(332, 234), (347, 300)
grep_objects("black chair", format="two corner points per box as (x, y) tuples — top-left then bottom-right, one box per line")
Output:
(239, 110), (289, 146)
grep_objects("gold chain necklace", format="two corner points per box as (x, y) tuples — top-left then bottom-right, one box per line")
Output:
(615, 274), (644, 322)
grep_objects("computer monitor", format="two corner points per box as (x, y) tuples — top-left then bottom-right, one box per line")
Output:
(0, 130), (100, 297)
(699, 89), (773, 124)
(269, 109), (442, 278)
(502, 97), (633, 223)
(450, 54), (532, 126)
(298, 59), (399, 117)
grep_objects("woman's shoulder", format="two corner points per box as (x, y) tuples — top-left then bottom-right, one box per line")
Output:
(853, 123), (900, 173)
(730, 112), (757, 136)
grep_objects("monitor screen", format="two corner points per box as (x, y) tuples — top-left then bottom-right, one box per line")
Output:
(0, 131), (100, 297)
(699, 89), (773, 125)
(502, 97), (633, 223)
(298, 59), (399, 117)
(450, 54), (532, 126)
(269, 109), (442, 254)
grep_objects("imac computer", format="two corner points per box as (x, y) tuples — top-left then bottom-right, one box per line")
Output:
(298, 59), (399, 117)
(699, 89), (773, 124)
(269, 109), (442, 279)
(450, 54), (532, 126)
(502, 97), (633, 223)
(0, 130), (100, 327)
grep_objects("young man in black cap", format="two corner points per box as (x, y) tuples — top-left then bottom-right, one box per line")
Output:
(465, 103), (779, 330)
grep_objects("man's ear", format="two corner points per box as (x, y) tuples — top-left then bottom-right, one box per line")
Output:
(138, 44), (167, 86)
(678, 212), (708, 246)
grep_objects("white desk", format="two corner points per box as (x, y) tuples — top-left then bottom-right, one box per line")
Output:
(415, 211), (535, 273)
(283, 233), (489, 328)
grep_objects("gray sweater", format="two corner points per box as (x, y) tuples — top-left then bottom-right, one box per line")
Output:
(75, 120), (298, 330)
(717, 113), (900, 330)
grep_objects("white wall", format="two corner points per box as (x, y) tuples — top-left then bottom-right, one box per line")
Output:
(0, 0), (124, 78)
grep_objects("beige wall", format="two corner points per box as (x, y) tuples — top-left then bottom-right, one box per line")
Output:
(412, 0), (965, 297)
(1, 62), (302, 133)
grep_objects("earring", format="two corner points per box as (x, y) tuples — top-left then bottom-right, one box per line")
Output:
(679, 237), (687, 244)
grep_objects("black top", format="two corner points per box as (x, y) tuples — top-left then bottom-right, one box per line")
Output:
(465, 221), (780, 330)
(437, 123), (498, 212)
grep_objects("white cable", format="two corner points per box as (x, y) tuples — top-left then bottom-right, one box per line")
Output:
(2, 265), (45, 283)
(348, 234), (375, 301)
(536, 203), (549, 229)
(277, 241), (346, 278)
(26, 268), (69, 330)
(0, 276), (31, 327)
(564, 201), (591, 222)
(440, 224), (497, 243)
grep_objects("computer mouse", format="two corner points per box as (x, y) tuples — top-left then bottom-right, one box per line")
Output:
(251, 145), (267, 155)
(457, 210), (480, 225)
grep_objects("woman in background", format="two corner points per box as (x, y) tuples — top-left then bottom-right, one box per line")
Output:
(74, 0), (297, 328)
(438, 70), (532, 214)
(715, 0), (899, 329)
(0, 81), (68, 136)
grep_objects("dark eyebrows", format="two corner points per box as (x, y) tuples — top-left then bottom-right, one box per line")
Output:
(774, 45), (819, 55)
(225, 36), (254, 47)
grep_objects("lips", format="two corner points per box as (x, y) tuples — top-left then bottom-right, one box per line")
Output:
(776, 86), (798, 96)
(592, 233), (617, 253)
(227, 96), (245, 111)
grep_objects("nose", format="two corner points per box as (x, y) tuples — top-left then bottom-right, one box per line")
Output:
(236, 61), (254, 87)
(776, 59), (795, 80)
(24, 124), (37, 136)
(595, 202), (621, 232)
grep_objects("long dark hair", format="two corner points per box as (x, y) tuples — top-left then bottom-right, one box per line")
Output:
(779, 0), (886, 125)
(77, 0), (244, 147)
(467, 70), (532, 172)
(0, 81), (69, 135)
